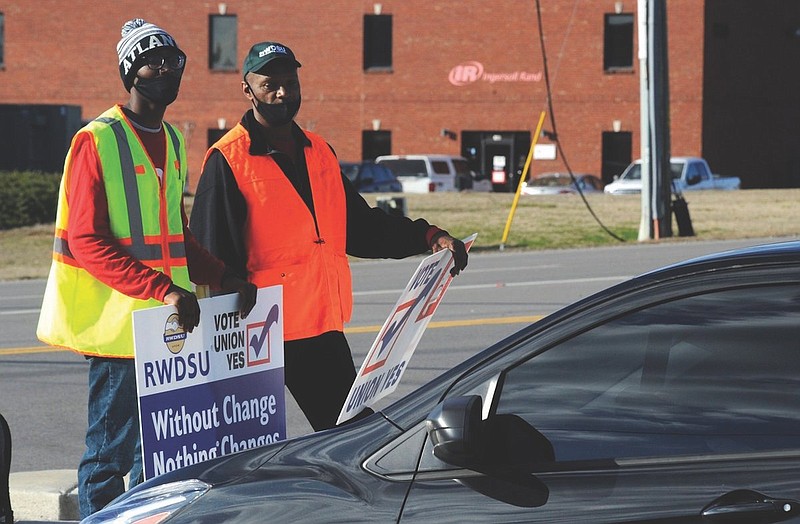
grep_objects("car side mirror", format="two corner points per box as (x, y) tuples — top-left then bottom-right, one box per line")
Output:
(686, 173), (701, 185)
(426, 395), (483, 469)
(613, 175), (620, 181)
(426, 395), (551, 508)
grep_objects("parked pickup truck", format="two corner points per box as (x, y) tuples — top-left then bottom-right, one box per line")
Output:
(604, 156), (741, 195)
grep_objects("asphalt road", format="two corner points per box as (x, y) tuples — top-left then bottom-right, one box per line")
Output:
(0, 238), (782, 474)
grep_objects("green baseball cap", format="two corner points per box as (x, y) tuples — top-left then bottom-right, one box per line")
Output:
(242, 41), (301, 78)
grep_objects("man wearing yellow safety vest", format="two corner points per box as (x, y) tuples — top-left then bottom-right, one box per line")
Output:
(190, 41), (468, 433)
(36, 19), (257, 519)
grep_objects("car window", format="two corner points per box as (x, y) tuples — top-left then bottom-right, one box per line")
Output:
(431, 161), (450, 175)
(373, 166), (392, 183)
(587, 176), (603, 190)
(623, 164), (641, 180)
(341, 164), (360, 183)
(378, 159), (427, 177)
(495, 284), (800, 463)
(686, 162), (707, 181)
(532, 175), (569, 187)
(670, 162), (684, 179)
(360, 164), (376, 181)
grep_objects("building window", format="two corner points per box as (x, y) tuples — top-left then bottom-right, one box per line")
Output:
(209, 14), (237, 71)
(604, 13), (634, 71)
(364, 14), (392, 71)
(362, 130), (391, 160)
(0, 13), (5, 68)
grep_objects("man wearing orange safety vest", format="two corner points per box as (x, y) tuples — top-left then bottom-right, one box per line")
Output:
(36, 19), (256, 519)
(190, 41), (468, 432)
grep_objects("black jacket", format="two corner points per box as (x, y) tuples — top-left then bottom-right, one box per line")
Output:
(189, 110), (436, 278)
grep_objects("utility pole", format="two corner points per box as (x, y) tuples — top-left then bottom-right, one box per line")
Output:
(637, 0), (672, 240)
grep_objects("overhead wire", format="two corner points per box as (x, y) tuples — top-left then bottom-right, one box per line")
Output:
(533, 0), (626, 242)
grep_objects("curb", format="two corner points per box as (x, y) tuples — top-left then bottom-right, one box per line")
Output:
(9, 470), (79, 522)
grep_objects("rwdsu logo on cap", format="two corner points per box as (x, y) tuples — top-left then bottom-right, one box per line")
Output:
(259, 44), (288, 58)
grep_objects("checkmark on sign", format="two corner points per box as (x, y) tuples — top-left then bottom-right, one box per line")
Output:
(247, 304), (280, 366)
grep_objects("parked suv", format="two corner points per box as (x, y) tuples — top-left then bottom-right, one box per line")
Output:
(375, 154), (489, 193)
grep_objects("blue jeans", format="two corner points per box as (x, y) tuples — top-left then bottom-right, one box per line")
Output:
(78, 357), (143, 518)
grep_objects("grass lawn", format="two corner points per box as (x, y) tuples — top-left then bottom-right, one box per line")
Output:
(2, 189), (798, 281)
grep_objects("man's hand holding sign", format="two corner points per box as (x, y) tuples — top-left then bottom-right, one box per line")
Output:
(337, 234), (477, 425)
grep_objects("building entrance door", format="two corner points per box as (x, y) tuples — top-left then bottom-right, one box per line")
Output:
(601, 131), (632, 184)
(462, 131), (530, 192)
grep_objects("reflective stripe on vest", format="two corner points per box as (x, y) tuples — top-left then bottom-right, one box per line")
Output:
(37, 105), (191, 358)
(203, 124), (352, 341)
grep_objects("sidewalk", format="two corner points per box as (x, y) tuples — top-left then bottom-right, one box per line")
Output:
(9, 470), (79, 523)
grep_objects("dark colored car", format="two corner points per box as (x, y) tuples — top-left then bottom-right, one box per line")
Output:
(340, 161), (403, 193)
(88, 241), (800, 523)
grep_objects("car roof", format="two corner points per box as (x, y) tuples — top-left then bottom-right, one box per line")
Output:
(653, 239), (800, 273)
(631, 156), (703, 164)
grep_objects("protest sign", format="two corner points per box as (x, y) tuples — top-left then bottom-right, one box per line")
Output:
(133, 286), (285, 480)
(337, 234), (477, 425)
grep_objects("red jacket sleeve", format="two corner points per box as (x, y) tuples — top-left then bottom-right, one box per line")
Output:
(66, 132), (177, 302)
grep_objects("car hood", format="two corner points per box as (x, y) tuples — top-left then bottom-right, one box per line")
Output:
(151, 414), (408, 522)
(604, 179), (641, 194)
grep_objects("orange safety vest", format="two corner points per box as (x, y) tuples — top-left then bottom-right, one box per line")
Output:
(204, 124), (352, 341)
(37, 105), (191, 357)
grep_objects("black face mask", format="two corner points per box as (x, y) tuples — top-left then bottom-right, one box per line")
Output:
(247, 83), (301, 127)
(134, 74), (181, 106)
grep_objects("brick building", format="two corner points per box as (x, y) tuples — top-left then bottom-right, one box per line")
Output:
(0, 0), (798, 191)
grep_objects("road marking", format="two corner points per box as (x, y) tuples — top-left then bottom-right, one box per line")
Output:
(0, 315), (546, 354)
(0, 277), (628, 314)
(344, 315), (544, 334)
(0, 308), (40, 316)
(353, 275), (629, 296)
(0, 346), (68, 355)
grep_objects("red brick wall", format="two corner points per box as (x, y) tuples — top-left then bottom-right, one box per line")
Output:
(0, 0), (706, 192)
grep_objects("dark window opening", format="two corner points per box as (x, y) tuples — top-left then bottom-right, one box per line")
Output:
(207, 128), (228, 149)
(362, 130), (391, 160)
(209, 14), (237, 71)
(364, 14), (392, 71)
(604, 13), (634, 71)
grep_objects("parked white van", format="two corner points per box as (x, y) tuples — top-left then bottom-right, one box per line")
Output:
(374, 154), (490, 193)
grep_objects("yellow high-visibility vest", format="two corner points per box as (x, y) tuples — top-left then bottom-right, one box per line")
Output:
(37, 105), (191, 358)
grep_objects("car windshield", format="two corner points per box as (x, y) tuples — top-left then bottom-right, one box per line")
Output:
(623, 164), (641, 181)
(623, 162), (684, 181)
(340, 164), (359, 183)
(670, 162), (684, 179)
(378, 159), (427, 177)
(530, 175), (572, 187)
